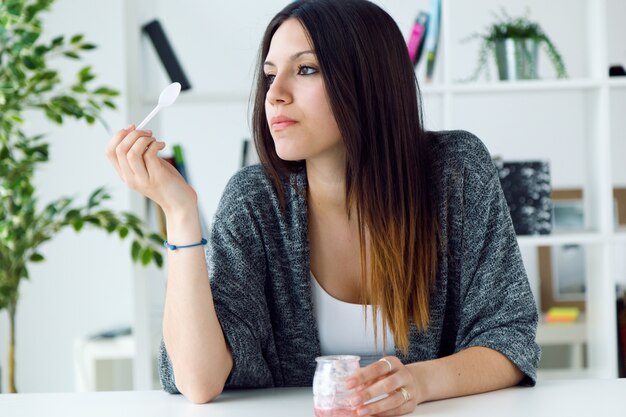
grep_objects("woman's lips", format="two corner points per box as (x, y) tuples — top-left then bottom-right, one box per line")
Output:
(271, 116), (298, 131)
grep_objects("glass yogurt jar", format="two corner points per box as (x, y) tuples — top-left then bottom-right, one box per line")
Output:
(313, 355), (360, 417)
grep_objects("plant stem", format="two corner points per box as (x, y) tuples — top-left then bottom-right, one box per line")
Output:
(8, 302), (17, 393)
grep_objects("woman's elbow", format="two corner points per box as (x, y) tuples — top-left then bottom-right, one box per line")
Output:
(179, 380), (225, 404)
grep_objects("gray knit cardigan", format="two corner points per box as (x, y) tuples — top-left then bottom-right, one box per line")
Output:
(159, 130), (540, 392)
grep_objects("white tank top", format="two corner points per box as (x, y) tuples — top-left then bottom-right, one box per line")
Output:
(310, 272), (395, 366)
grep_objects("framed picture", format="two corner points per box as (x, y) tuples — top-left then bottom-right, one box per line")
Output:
(538, 188), (626, 312)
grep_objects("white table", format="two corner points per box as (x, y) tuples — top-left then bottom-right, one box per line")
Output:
(1, 379), (624, 416)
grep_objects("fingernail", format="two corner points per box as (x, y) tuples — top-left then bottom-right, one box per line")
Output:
(345, 379), (356, 390)
(357, 407), (369, 416)
(126, 124), (134, 130)
(145, 130), (153, 136)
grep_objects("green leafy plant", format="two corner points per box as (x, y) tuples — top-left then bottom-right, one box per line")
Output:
(464, 8), (568, 81)
(0, 0), (164, 393)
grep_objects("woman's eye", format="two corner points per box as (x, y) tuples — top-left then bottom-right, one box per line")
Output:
(265, 73), (276, 84)
(298, 65), (318, 76)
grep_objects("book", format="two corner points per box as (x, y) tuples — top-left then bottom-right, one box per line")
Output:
(172, 144), (188, 183)
(544, 307), (580, 323)
(241, 139), (250, 169)
(617, 292), (626, 377)
(407, 11), (429, 67)
(142, 20), (191, 91)
(424, 0), (441, 83)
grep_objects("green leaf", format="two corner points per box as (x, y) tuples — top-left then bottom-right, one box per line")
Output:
(78, 66), (93, 83)
(29, 253), (45, 262)
(51, 35), (64, 47)
(93, 87), (119, 96)
(153, 251), (164, 268)
(70, 34), (84, 44)
(33, 44), (49, 56)
(23, 55), (38, 70)
(63, 51), (80, 59)
(149, 233), (164, 245)
(71, 219), (84, 232)
(118, 226), (129, 239)
(141, 247), (153, 266)
(87, 187), (107, 208)
(124, 213), (142, 225)
(104, 217), (119, 233)
(41, 70), (57, 80)
(7, 1), (23, 17)
(80, 43), (96, 50)
(65, 209), (81, 221)
(85, 216), (101, 227)
(131, 240), (141, 262)
(10, 114), (24, 123)
(9, 62), (26, 81)
(21, 31), (41, 46)
(87, 99), (101, 111)
(44, 107), (63, 124)
(131, 225), (144, 238)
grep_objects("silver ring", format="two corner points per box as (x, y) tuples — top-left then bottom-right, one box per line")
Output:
(379, 358), (393, 373)
(398, 386), (411, 403)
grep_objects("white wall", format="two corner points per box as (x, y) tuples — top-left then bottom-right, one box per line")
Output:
(0, 0), (134, 392)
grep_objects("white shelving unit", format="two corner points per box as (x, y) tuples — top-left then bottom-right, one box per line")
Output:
(124, 0), (626, 386)
(433, 0), (622, 379)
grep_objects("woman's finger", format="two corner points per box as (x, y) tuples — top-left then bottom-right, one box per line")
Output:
(115, 128), (152, 180)
(126, 136), (157, 185)
(346, 357), (399, 391)
(144, 141), (167, 179)
(350, 370), (403, 408)
(360, 389), (413, 417)
(105, 125), (133, 177)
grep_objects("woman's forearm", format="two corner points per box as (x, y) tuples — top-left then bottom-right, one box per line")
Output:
(407, 346), (524, 404)
(162, 206), (232, 404)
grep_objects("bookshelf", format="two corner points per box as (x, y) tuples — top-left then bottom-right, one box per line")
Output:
(436, 0), (624, 380)
(125, 0), (626, 386)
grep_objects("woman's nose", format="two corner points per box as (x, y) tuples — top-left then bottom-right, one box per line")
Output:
(266, 74), (293, 105)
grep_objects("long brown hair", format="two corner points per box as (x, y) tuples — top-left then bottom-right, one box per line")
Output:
(252, 0), (439, 354)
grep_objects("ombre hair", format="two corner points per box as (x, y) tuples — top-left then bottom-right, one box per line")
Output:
(252, 0), (439, 354)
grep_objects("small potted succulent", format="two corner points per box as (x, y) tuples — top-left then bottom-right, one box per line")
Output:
(465, 9), (568, 81)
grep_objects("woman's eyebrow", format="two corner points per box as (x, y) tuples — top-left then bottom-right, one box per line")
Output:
(264, 50), (316, 67)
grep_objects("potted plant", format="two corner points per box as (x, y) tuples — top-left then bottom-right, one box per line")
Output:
(0, 0), (164, 393)
(464, 9), (568, 81)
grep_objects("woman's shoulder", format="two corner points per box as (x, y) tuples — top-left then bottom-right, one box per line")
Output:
(224, 163), (268, 191)
(225, 164), (304, 195)
(426, 129), (497, 185)
(217, 164), (305, 218)
(219, 164), (273, 207)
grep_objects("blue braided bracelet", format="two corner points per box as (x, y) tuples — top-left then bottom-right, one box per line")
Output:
(163, 238), (208, 250)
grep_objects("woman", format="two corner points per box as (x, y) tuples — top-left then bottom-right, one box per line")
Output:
(106, 0), (539, 415)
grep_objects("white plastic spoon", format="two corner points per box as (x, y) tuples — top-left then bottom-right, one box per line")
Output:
(136, 82), (181, 130)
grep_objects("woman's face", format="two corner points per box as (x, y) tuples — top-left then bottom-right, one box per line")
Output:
(264, 18), (343, 163)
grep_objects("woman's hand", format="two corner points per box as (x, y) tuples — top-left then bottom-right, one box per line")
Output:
(344, 356), (422, 417)
(105, 125), (197, 215)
